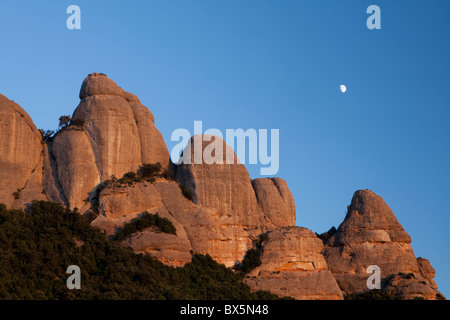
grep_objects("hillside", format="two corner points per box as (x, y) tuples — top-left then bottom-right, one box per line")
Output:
(0, 201), (279, 300)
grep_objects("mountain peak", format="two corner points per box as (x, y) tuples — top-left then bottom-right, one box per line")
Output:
(79, 73), (123, 99)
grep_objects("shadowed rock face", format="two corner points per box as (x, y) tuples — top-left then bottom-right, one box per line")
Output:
(323, 190), (443, 299)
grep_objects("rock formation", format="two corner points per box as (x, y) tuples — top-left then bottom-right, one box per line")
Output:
(0, 74), (444, 300)
(53, 73), (171, 210)
(174, 135), (282, 266)
(245, 227), (343, 300)
(91, 134), (298, 268)
(252, 178), (296, 227)
(323, 189), (443, 300)
(126, 91), (170, 169)
(0, 94), (47, 209)
(52, 127), (100, 211)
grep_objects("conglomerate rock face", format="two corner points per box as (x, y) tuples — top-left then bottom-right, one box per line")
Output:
(0, 74), (444, 300)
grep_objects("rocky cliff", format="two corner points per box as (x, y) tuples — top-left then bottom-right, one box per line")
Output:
(0, 94), (47, 209)
(323, 190), (444, 300)
(0, 74), (444, 300)
(245, 227), (343, 300)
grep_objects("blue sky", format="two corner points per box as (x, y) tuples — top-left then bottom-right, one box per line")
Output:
(0, 1), (449, 297)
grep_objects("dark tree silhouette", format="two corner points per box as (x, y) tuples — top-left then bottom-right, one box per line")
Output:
(58, 115), (71, 129)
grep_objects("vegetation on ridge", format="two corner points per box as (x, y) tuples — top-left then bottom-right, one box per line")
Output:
(179, 184), (194, 201)
(0, 201), (280, 300)
(87, 162), (172, 215)
(344, 289), (400, 300)
(316, 226), (337, 244)
(39, 115), (85, 142)
(113, 211), (177, 241)
(101, 162), (172, 188)
(235, 233), (268, 274)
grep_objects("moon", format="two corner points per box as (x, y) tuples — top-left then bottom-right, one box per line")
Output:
(340, 85), (347, 93)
